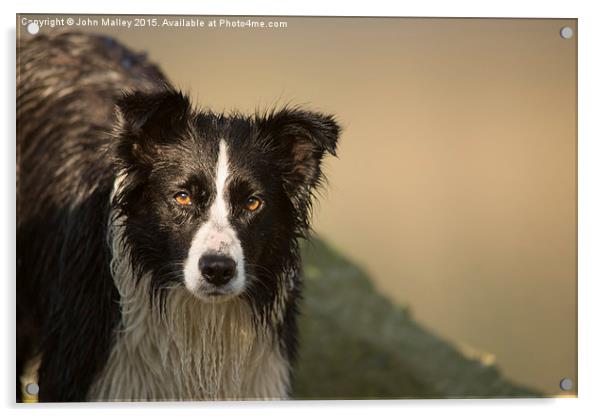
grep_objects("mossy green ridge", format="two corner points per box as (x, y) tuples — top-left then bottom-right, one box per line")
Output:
(292, 237), (538, 399)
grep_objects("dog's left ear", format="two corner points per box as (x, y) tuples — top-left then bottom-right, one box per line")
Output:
(113, 89), (191, 167)
(258, 108), (341, 197)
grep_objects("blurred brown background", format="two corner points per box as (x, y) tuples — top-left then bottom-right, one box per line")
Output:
(18, 16), (577, 395)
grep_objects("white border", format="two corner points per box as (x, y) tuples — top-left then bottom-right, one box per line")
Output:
(3, 1), (601, 416)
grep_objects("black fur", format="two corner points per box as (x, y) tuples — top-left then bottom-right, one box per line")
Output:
(17, 32), (340, 402)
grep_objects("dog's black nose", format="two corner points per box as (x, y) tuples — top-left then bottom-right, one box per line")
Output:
(199, 254), (237, 286)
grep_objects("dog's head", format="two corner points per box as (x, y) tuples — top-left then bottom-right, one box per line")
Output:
(112, 89), (340, 305)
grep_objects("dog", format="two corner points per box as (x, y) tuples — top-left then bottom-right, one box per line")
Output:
(16, 32), (340, 402)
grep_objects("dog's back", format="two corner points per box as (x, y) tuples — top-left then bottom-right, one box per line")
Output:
(17, 32), (166, 228)
(16, 32), (166, 401)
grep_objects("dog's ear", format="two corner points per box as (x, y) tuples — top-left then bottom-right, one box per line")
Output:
(114, 89), (191, 166)
(257, 108), (341, 198)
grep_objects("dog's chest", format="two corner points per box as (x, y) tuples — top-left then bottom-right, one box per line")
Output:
(87, 292), (290, 401)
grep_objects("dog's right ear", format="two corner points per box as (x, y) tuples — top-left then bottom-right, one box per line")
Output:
(114, 89), (191, 166)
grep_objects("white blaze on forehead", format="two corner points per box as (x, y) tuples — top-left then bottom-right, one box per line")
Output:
(213, 140), (229, 227)
(183, 140), (246, 296)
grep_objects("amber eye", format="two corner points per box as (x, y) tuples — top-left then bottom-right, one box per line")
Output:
(244, 196), (262, 212)
(174, 191), (192, 206)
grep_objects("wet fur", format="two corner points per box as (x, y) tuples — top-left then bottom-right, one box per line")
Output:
(17, 32), (340, 402)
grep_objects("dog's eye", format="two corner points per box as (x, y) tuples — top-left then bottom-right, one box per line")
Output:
(174, 191), (192, 206)
(244, 196), (262, 212)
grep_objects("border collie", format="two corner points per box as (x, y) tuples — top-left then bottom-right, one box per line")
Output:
(16, 32), (340, 402)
